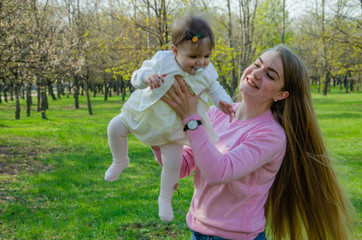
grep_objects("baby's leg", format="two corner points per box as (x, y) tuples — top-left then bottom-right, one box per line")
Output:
(158, 143), (183, 222)
(104, 116), (131, 181)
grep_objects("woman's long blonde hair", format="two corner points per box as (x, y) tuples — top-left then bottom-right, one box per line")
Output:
(260, 45), (354, 239)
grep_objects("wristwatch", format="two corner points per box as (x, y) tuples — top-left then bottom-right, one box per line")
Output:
(183, 119), (202, 132)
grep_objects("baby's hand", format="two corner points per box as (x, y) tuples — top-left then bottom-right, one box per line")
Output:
(145, 73), (167, 89)
(219, 101), (235, 123)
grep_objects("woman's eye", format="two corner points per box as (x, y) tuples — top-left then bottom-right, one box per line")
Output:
(254, 63), (260, 68)
(267, 73), (275, 80)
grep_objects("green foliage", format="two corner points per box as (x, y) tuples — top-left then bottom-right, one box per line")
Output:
(212, 37), (236, 87)
(0, 88), (361, 239)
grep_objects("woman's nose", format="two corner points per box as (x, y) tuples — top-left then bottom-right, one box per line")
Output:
(252, 69), (261, 80)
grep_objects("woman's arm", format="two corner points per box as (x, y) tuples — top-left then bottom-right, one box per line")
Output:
(162, 76), (286, 185)
(185, 120), (285, 184)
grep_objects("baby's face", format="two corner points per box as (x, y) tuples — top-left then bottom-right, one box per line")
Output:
(172, 38), (212, 75)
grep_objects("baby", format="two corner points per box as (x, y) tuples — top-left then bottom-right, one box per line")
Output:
(105, 16), (234, 222)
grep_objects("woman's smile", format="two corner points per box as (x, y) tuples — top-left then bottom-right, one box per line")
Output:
(247, 78), (259, 89)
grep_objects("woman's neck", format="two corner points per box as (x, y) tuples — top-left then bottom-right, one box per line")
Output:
(235, 99), (271, 121)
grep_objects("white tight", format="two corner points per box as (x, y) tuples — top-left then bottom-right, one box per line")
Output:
(105, 115), (182, 222)
(104, 116), (131, 181)
(158, 143), (183, 222)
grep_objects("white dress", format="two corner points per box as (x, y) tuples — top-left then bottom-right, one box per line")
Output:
(118, 51), (233, 146)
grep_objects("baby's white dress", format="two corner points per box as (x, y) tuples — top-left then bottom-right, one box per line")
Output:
(118, 50), (233, 146)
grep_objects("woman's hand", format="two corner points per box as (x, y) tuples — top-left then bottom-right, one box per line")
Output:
(161, 75), (202, 120)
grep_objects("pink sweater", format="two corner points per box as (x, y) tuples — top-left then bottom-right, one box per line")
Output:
(179, 103), (287, 240)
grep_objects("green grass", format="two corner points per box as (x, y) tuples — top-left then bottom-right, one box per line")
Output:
(0, 88), (361, 239)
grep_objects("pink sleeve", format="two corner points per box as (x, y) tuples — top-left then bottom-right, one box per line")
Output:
(184, 115), (286, 185)
(179, 146), (196, 178)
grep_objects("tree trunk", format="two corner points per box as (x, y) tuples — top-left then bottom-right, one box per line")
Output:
(116, 78), (120, 96)
(227, 0), (236, 97)
(15, 83), (20, 120)
(281, 0), (286, 43)
(57, 78), (62, 99)
(3, 83), (8, 103)
(74, 75), (80, 109)
(0, 82), (2, 104)
(120, 76), (126, 101)
(128, 82), (134, 94)
(9, 82), (14, 101)
(146, 0), (151, 49)
(322, 70), (330, 95)
(349, 79), (354, 92)
(36, 78), (41, 111)
(41, 92), (48, 119)
(48, 81), (57, 100)
(84, 65), (93, 115)
(4, 90), (8, 103)
(238, 0), (257, 80)
(26, 83), (32, 117)
(85, 80), (93, 115)
(317, 78), (321, 93)
(109, 80), (112, 98)
(40, 77), (48, 119)
(357, 79), (360, 92)
(104, 76), (109, 101)
(21, 85), (25, 99)
(67, 82), (71, 98)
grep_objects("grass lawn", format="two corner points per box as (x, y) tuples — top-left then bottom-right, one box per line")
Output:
(0, 87), (361, 239)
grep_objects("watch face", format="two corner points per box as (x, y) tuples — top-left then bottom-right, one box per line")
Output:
(188, 120), (198, 130)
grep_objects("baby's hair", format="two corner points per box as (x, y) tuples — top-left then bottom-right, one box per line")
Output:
(172, 16), (215, 49)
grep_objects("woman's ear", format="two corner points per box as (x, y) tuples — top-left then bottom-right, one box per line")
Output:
(275, 91), (289, 101)
(171, 44), (178, 56)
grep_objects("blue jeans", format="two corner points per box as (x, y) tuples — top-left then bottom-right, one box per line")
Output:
(191, 230), (266, 240)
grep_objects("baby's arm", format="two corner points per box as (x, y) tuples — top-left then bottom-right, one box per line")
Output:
(131, 51), (164, 89)
(204, 63), (234, 121)
(145, 73), (167, 89)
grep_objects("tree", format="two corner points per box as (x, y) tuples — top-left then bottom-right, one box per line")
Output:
(291, 0), (360, 94)
(237, 0), (258, 78)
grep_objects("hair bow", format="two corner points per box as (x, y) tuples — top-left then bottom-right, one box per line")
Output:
(185, 31), (201, 43)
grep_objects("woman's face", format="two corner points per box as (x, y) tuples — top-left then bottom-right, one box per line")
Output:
(239, 50), (288, 103)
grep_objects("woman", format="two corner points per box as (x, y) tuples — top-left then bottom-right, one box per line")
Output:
(153, 45), (353, 239)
